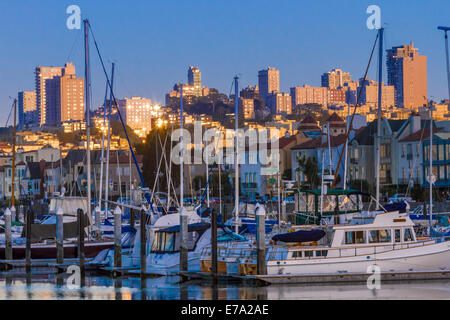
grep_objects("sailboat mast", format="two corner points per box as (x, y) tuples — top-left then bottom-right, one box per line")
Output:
(83, 19), (92, 223)
(429, 102), (433, 227)
(104, 63), (115, 217)
(343, 104), (350, 189)
(98, 78), (109, 208)
(234, 76), (239, 234)
(11, 99), (17, 208)
(180, 85), (184, 211)
(375, 27), (384, 209)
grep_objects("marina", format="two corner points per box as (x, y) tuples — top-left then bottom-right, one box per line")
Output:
(0, 2), (450, 306)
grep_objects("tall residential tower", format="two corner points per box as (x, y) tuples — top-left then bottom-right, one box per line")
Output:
(386, 42), (427, 109)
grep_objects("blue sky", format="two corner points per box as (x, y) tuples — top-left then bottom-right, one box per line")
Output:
(0, 0), (449, 124)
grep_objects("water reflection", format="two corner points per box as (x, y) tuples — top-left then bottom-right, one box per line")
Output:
(0, 269), (448, 300)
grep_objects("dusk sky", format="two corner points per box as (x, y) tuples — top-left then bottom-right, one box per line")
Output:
(0, 0), (449, 124)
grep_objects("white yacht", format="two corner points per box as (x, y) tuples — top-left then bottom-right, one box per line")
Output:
(236, 210), (450, 276)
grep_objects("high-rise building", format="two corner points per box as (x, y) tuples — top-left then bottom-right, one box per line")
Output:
(239, 98), (255, 119)
(258, 67), (280, 103)
(36, 65), (64, 126)
(117, 97), (153, 137)
(188, 66), (202, 96)
(266, 92), (292, 115)
(386, 42), (427, 109)
(18, 91), (37, 129)
(59, 73), (85, 124)
(290, 85), (328, 107)
(321, 69), (352, 89)
(35, 62), (83, 127)
(357, 78), (395, 108)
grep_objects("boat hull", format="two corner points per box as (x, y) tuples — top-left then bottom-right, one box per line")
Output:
(259, 241), (450, 275)
(0, 241), (114, 260)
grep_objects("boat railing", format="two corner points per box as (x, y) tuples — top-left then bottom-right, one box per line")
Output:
(200, 237), (446, 262)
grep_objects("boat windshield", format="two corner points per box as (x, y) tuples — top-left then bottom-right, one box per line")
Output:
(150, 229), (205, 253)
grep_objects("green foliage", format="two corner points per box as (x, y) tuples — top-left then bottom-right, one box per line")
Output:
(139, 126), (179, 192)
(297, 156), (320, 189)
(410, 184), (426, 202)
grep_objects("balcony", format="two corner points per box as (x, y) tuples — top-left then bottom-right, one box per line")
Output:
(242, 182), (257, 190)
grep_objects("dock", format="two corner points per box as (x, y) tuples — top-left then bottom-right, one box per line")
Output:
(180, 270), (450, 286)
(0, 259), (93, 271)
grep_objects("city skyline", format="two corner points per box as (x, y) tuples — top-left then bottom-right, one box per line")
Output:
(0, 1), (449, 124)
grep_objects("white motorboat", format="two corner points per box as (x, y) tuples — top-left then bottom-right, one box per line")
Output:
(236, 210), (450, 276)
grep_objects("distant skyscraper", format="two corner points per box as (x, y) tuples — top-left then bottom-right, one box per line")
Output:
(117, 96), (153, 136)
(258, 67), (280, 103)
(18, 91), (37, 129)
(357, 78), (395, 108)
(35, 62), (83, 127)
(267, 92), (292, 115)
(386, 42), (427, 109)
(321, 68), (351, 89)
(239, 98), (255, 119)
(35, 65), (64, 126)
(188, 66), (202, 96)
(38, 62), (84, 127)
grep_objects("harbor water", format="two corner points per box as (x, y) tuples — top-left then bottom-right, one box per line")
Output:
(0, 269), (449, 300)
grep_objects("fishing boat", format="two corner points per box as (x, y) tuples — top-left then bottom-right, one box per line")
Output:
(238, 210), (450, 275)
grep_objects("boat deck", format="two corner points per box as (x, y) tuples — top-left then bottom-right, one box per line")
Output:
(180, 270), (450, 285)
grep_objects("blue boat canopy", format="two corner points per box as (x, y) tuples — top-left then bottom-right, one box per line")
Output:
(272, 229), (326, 243)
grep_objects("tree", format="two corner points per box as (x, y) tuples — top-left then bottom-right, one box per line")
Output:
(138, 126), (179, 193)
(297, 156), (320, 189)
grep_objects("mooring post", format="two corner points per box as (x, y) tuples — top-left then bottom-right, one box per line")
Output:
(114, 206), (122, 268)
(25, 209), (31, 273)
(10, 206), (16, 223)
(5, 208), (12, 260)
(94, 205), (101, 229)
(281, 199), (286, 224)
(256, 204), (267, 275)
(19, 205), (23, 223)
(211, 208), (218, 283)
(140, 206), (147, 278)
(179, 207), (189, 273)
(77, 208), (85, 275)
(56, 208), (64, 264)
(130, 208), (135, 228)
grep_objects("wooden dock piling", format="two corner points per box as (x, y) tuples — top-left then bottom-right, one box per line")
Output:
(56, 208), (64, 264)
(256, 205), (267, 275)
(77, 208), (85, 275)
(140, 207), (147, 278)
(5, 208), (12, 261)
(25, 209), (31, 273)
(114, 206), (122, 268)
(211, 208), (218, 284)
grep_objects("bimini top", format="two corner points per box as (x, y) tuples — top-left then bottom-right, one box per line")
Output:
(157, 222), (211, 233)
(272, 229), (326, 243)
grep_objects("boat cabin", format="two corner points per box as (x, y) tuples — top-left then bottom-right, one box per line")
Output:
(150, 223), (210, 254)
(294, 188), (364, 225)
